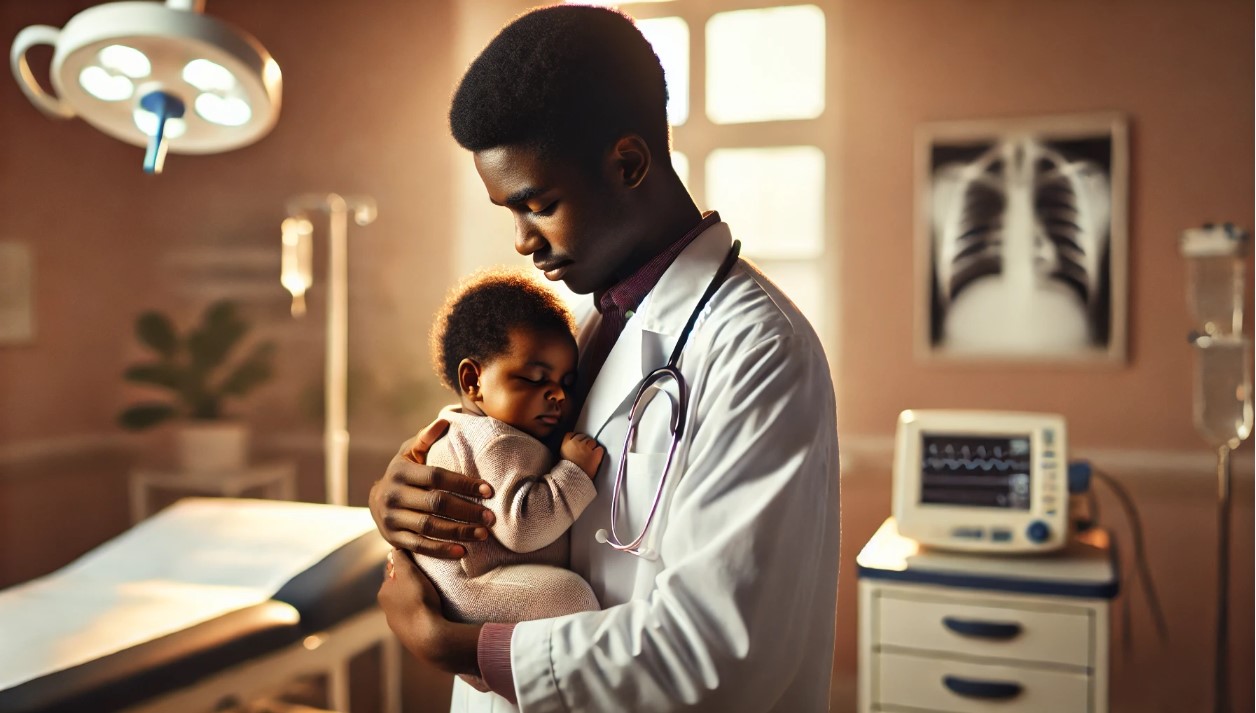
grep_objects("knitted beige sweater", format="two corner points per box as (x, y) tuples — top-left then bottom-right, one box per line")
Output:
(415, 407), (600, 624)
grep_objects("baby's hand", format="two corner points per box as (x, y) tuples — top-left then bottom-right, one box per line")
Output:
(561, 432), (605, 478)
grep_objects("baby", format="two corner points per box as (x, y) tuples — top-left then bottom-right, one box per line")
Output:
(397, 268), (604, 624)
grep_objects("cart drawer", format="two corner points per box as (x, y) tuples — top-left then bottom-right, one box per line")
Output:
(876, 590), (1093, 667)
(873, 651), (1093, 713)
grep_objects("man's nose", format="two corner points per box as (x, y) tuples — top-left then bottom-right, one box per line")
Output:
(514, 221), (543, 256)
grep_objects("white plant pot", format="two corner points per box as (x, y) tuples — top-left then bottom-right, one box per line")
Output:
(177, 421), (249, 473)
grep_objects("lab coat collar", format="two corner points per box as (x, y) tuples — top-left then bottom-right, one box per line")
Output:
(577, 221), (735, 438)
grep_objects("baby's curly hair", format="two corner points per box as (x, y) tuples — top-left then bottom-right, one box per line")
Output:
(431, 268), (577, 392)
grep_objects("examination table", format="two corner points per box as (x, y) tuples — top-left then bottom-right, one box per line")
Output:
(0, 499), (399, 713)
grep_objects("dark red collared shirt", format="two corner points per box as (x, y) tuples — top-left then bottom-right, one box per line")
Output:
(477, 210), (721, 704)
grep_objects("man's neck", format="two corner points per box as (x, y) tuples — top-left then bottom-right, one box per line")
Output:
(608, 188), (703, 288)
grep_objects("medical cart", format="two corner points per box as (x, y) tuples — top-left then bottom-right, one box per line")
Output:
(857, 518), (1119, 713)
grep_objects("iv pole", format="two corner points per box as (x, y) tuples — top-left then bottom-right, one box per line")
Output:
(1181, 223), (1252, 713)
(281, 194), (376, 506)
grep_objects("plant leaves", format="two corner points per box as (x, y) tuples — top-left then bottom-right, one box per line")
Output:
(117, 402), (177, 430)
(219, 341), (276, 396)
(188, 300), (247, 370)
(123, 363), (184, 391)
(135, 312), (178, 358)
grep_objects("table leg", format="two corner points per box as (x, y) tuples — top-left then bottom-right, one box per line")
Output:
(328, 661), (350, 712)
(129, 478), (148, 525)
(381, 636), (402, 713)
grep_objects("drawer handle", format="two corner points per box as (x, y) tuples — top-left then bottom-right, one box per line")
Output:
(942, 675), (1024, 700)
(942, 616), (1023, 640)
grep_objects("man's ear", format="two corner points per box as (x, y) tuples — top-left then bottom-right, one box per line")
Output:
(457, 358), (483, 401)
(608, 135), (651, 190)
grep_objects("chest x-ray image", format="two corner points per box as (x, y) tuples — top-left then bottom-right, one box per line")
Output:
(917, 114), (1127, 361)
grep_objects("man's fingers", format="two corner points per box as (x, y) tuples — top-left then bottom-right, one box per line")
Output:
(404, 416), (449, 461)
(387, 458), (493, 500)
(427, 467), (494, 499)
(400, 533), (469, 560)
(383, 508), (491, 542)
(384, 486), (495, 526)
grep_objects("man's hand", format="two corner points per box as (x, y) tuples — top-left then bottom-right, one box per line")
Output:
(370, 418), (497, 559)
(378, 549), (481, 676)
(561, 432), (605, 478)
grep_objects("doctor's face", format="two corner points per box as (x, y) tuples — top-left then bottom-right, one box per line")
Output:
(474, 144), (639, 295)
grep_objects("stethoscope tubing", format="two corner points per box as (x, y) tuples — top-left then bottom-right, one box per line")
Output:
(597, 240), (742, 559)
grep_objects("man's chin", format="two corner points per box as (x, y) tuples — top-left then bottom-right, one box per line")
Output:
(559, 270), (601, 295)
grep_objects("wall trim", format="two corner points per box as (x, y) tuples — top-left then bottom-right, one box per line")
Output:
(0, 434), (136, 467)
(3, 432), (1251, 482)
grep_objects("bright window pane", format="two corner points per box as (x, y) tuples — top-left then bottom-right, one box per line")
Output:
(706, 146), (825, 259)
(756, 261), (826, 331)
(706, 5), (825, 124)
(637, 17), (689, 126)
(565, 0), (676, 4)
(671, 150), (689, 188)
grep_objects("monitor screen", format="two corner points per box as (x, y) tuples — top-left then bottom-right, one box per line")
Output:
(919, 433), (1031, 510)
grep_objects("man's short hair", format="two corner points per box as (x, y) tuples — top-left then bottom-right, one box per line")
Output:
(449, 5), (669, 165)
(431, 268), (576, 392)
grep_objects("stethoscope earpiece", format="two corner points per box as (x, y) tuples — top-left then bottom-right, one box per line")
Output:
(594, 528), (609, 544)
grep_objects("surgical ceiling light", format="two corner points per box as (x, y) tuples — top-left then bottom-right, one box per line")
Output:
(10, 0), (282, 174)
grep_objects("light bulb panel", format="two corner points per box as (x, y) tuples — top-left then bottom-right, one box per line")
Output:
(15, 1), (281, 155)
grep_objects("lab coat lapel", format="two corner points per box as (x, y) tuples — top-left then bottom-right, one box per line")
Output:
(577, 317), (644, 439)
(576, 221), (735, 438)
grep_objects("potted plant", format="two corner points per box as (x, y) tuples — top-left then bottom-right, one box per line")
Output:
(118, 300), (276, 472)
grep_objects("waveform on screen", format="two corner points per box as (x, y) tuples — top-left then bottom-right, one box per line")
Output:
(924, 456), (1026, 472)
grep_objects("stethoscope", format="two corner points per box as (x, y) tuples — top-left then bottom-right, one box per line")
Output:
(594, 240), (742, 560)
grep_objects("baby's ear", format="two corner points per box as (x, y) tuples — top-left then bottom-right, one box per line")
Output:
(457, 358), (483, 401)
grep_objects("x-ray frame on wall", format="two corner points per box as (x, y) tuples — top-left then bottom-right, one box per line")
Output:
(914, 112), (1129, 365)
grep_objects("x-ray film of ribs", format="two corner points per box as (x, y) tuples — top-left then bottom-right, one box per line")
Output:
(931, 137), (1110, 350)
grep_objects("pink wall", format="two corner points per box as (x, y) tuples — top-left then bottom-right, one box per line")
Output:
(0, 1), (1252, 711)
(836, 0), (1254, 451)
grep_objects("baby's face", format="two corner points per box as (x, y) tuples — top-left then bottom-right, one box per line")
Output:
(475, 327), (578, 440)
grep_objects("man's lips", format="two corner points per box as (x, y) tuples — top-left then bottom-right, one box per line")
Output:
(535, 260), (572, 281)
(536, 414), (561, 426)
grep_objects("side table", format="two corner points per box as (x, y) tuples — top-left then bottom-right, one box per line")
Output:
(129, 461), (298, 524)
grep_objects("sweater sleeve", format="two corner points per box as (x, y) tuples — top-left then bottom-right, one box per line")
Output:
(475, 433), (597, 554)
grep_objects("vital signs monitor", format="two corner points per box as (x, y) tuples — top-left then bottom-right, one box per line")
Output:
(892, 410), (1068, 552)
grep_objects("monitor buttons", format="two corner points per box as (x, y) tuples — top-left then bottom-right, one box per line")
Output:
(1026, 520), (1052, 544)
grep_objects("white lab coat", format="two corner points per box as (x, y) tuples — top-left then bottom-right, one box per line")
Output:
(450, 221), (841, 712)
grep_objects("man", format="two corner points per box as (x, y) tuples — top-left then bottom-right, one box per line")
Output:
(373, 6), (840, 711)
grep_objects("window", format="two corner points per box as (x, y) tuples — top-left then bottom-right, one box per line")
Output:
(576, 0), (836, 350)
